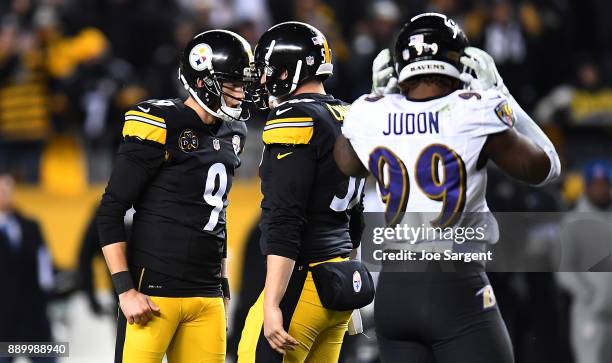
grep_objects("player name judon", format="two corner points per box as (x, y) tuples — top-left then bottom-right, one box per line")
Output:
(383, 111), (439, 135)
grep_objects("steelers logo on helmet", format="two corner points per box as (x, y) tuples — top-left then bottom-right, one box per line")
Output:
(189, 43), (213, 72)
(179, 30), (256, 122)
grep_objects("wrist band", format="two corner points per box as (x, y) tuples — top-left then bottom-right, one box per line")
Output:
(221, 277), (230, 300)
(111, 271), (134, 295)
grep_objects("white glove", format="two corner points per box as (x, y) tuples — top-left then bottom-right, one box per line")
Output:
(460, 47), (561, 185)
(371, 49), (398, 95)
(459, 47), (508, 96)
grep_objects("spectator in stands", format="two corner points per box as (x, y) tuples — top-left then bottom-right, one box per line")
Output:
(0, 169), (56, 363)
(292, 0), (351, 99)
(347, 0), (401, 99)
(477, 0), (542, 107)
(558, 160), (612, 363)
(0, 2), (108, 183)
(536, 59), (612, 126)
(0, 5), (52, 182)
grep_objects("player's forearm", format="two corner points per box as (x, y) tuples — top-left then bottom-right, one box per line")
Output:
(102, 242), (136, 295)
(507, 95), (561, 185)
(101, 242), (129, 274)
(334, 135), (368, 177)
(264, 255), (295, 308)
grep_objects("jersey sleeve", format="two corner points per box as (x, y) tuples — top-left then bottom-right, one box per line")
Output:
(260, 105), (317, 260)
(341, 94), (380, 169)
(458, 89), (516, 137)
(122, 101), (168, 144)
(97, 103), (167, 246)
(262, 105), (315, 145)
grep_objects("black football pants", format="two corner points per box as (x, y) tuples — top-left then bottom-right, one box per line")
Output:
(375, 271), (514, 363)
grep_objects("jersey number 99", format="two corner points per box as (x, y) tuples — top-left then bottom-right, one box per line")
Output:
(368, 144), (466, 227)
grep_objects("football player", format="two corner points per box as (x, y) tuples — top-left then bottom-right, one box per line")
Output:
(97, 30), (255, 363)
(334, 13), (560, 363)
(237, 22), (365, 362)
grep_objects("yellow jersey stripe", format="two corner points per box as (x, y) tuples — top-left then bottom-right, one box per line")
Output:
(124, 115), (166, 128)
(122, 120), (167, 144)
(125, 110), (165, 123)
(265, 117), (313, 126)
(262, 125), (313, 145)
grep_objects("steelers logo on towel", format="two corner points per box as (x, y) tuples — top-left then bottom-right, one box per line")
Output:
(189, 43), (213, 71)
(494, 100), (516, 128)
(353, 271), (362, 293)
(179, 129), (199, 153)
(232, 135), (241, 155)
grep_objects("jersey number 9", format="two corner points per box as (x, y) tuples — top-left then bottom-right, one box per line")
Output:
(203, 162), (228, 231)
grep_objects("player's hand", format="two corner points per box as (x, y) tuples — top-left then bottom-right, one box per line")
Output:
(372, 49), (398, 95)
(263, 305), (299, 354)
(459, 47), (508, 96)
(118, 289), (160, 325)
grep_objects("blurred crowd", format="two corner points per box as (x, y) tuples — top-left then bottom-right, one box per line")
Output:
(1, 0), (611, 183)
(2, 0), (612, 362)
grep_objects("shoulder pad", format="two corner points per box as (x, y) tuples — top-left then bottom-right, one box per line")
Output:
(477, 90), (516, 129)
(262, 105), (314, 145)
(122, 99), (170, 145)
(452, 90), (514, 136)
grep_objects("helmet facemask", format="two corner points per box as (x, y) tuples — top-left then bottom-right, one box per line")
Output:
(251, 49), (304, 109)
(179, 66), (257, 122)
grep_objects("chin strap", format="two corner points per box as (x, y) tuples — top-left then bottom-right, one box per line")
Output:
(218, 93), (243, 121)
(179, 71), (243, 122)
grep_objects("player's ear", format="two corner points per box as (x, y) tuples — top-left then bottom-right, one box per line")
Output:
(279, 69), (289, 81)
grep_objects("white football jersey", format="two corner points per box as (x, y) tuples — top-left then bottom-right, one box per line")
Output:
(343, 89), (515, 244)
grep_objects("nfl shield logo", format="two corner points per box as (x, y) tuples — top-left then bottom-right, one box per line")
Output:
(213, 138), (220, 151)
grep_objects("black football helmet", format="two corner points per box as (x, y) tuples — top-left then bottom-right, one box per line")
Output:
(178, 30), (257, 121)
(393, 13), (468, 83)
(251, 21), (333, 108)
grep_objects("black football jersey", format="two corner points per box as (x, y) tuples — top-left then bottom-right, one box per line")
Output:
(98, 98), (246, 293)
(259, 93), (364, 264)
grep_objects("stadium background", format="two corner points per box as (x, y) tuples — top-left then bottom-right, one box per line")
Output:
(1, 0), (612, 362)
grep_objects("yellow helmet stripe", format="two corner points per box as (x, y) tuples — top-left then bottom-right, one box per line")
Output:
(323, 38), (331, 63)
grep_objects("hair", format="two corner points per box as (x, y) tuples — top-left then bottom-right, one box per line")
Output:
(398, 75), (461, 95)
